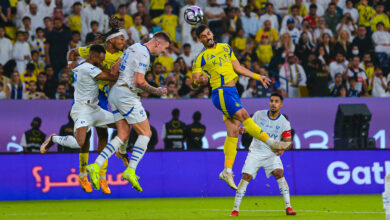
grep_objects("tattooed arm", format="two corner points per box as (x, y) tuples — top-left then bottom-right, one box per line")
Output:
(134, 72), (167, 96)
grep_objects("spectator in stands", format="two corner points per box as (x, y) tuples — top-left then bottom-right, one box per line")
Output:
(281, 18), (301, 45)
(256, 34), (273, 67)
(345, 55), (368, 95)
(333, 30), (352, 58)
(242, 79), (259, 98)
(135, 1), (153, 31)
(6, 71), (24, 100)
(181, 43), (193, 68)
(240, 5), (260, 39)
(43, 17), (53, 36)
(185, 111), (206, 150)
(69, 31), (82, 49)
(179, 0), (196, 43)
(259, 3), (279, 30)
(372, 22), (390, 56)
(45, 17), (72, 74)
(314, 17), (334, 42)
(152, 3), (178, 43)
(0, 26), (12, 66)
(178, 76), (194, 98)
(205, 0), (225, 41)
(295, 31), (315, 64)
(154, 51), (174, 76)
(371, 67), (388, 97)
(163, 108), (186, 150)
(13, 31), (31, 74)
(0, 81), (5, 99)
(151, 62), (166, 87)
(352, 26), (374, 57)
(0, 64), (9, 96)
(289, 0), (307, 17)
(221, 7), (242, 43)
(23, 80), (47, 100)
(81, 0), (105, 42)
(31, 28), (46, 65)
(337, 85), (348, 97)
(336, 13), (357, 39)
(16, 0), (31, 27)
(59, 72), (74, 98)
(55, 82), (69, 99)
(304, 4), (320, 29)
(68, 2), (82, 34)
(283, 5), (303, 31)
(36, 72), (49, 96)
(231, 29), (246, 53)
(102, 0), (116, 17)
(347, 77), (359, 97)
(370, 3), (389, 33)
(0, 2), (11, 27)
(129, 13), (148, 43)
(279, 52), (307, 97)
(30, 51), (44, 76)
(43, 65), (57, 99)
(329, 52), (348, 81)
(307, 59), (331, 97)
(20, 16), (35, 43)
(149, 0), (167, 18)
(85, 21), (99, 45)
(169, 61), (185, 87)
(162, 81), (179, 99)
(323, 2), (341, 36)
(255, 20), (279, 46)
(329, 73), (344, 97)
(27, 3), (44, 33)
(19, 63), (36, 91)
(186, 28), (204, 58)
(114, 4), (133, 30)
(269, 0), (293, 16)
(39, 0), (55, 18)
(21, 117), (46, 153)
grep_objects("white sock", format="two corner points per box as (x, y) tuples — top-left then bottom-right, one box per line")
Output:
(226, 168), (233, 173)
(52, 135), (80, 149)
(233, 179), (249, 211)
(119, 139), (129, 154)
(79, 172), (87, 178)
(277, 177), (291, 209)
(95, 136), (123, 167)
(129, 135), (150, 170)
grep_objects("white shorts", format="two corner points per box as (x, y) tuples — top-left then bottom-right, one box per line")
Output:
(70, 103), (115, 132)
(108, 85), (147, 124)
(242, 151), (283, 179)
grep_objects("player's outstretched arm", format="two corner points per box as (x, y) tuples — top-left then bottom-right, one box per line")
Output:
(135, 72), (167, 96)
(276, 135), (293, 156)
(95, 71), (118, 82)
(232, 59), (271, 88)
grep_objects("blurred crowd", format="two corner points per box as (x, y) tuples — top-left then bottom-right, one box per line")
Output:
(1, 0), (390, 100)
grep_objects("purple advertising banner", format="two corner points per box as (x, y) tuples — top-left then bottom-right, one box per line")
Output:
(0, 98), (389, 152)
(0, 150), (389, 201)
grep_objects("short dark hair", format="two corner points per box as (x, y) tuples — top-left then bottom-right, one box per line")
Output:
(53, 17), (62, 22)
(377, 22), (384, 27)
(193, 111), (201, 122)
(196, 24), (209, 38)
(36, 27), (44, 33)
(90, 20), (99, 27)
(183, 43), (191, 48)
(72, 30), (80, 35)
(22, 16), (31, 21)
(89, 44), (106, 54)
(167, 81), (175, 87)
(270, 92), (284, 102)
(153, 31), (172, 44)
(328, 2), (337, 7)
(26, 63), (35, 71)
(309, 4), (317, 9)
(118, 4), (127, 9)
(172, 108), (180, 118)
(31, 50), (39, 56)
(58, 82), (66, 87)
(291, 5), (299, 10)
(352, 55), (360, 60)
(73, 2), (82, 7)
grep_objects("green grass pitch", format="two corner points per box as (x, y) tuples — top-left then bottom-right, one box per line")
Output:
(0, 195), (384, 220)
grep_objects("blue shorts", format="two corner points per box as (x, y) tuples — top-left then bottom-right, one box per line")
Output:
(211, 87), (243, 119)
(98, 89), (109, 111)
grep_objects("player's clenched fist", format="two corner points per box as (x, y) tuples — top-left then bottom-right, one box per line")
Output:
(157, 87), (167, 96)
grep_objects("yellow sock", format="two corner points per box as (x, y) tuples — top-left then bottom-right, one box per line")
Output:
(79, 153), (89, 173)
(224, 136), (238, 169)
(242, 118), (270, 143)
(99, 160), (108, 177)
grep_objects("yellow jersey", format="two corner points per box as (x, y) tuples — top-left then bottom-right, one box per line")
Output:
(370, 14), (390, 32)
(232, 37), (247, 51)
(114, 13), (134, 30)
(154, 55), (174, 77)
(150, 0), (167, 10)
(153, 14), (178, 42)
(255, 28), (279, 44)
(19, 72), (37, 91)
(256, 44), (273, 64)
(192, 43), (238, 90)
(357, 4), (375, 27)
(78, 46), (123, 92)
(68, 14), (81, 33)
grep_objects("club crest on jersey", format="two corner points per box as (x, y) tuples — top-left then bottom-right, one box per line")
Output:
(276, 126), (280, 130)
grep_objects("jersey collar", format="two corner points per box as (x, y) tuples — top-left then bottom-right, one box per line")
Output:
(140, 43), (151, 57)
(267, 110), (280, 121)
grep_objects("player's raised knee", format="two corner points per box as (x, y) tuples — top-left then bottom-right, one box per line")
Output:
(242, 173), (253, 182)
(273, 169), (284, 179)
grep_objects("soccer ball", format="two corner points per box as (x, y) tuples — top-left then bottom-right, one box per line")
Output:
(184, 6), (203, 25)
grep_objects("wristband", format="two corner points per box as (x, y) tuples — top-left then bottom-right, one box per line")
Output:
(252, 73), (261, 81)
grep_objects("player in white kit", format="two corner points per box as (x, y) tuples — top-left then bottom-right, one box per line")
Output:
(86, 32), (171, 192)
(230, 93), (297, 217)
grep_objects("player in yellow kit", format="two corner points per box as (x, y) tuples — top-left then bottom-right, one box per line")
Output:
(192, 25), (290, 190)
(41, 18), (127, 194)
